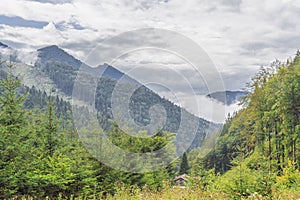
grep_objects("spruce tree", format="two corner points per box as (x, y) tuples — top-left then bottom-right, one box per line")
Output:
(179, 152), (189, 175)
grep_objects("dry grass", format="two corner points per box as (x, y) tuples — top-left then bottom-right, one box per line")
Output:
(106, 187), (300, 200)
(107, 187), (229, 200)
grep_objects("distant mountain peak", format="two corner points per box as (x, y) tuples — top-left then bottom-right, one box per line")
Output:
(0, 42), (9, 48)
(207, 90), (247, 105)
(38, 45), (60, 51)
(37, 45), (82, 69)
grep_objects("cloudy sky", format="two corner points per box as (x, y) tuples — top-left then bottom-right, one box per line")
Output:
(1, 0), (300, 122)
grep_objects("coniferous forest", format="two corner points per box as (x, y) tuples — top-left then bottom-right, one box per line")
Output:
(0, 51), (300, 200)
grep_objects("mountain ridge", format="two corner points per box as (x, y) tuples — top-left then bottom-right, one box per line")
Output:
(37, 45), (83, 69)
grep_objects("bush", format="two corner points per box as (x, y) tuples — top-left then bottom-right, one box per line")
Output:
(275, 160), (300, 193)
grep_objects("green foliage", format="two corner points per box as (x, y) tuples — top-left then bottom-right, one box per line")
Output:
(0, 61), (179, 198)
(190, 165), (217, 191)
(216, 163), (256, 199)
(0, 62), (99, 198)
(275, 160), (300, 193)
(215, 150), (273, 199)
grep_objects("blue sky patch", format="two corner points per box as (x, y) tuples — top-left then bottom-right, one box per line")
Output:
(0, 15), (48, 28)
(55, 21), (85, 31)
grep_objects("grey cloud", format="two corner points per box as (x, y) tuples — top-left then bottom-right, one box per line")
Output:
(221, 70), (255, 91)
(199, 0), (242, 13)
(221, 0), (242, 11)
(240, 34), (300, 58)
(0, 39), (28, 49)
(274, 36), (300, 51)
(241, 41), (274, 52)
(113, 63), (209, 95)
(120, 0), (170, 11)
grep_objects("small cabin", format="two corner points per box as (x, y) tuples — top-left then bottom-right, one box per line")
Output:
(174, 174), (189, 187)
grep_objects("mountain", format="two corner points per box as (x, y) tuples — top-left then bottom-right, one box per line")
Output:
(207, 91), (247, 105)
(37, 45), (82, 69)
(37, 45), (139, 85)
(1, 44), (221, 150)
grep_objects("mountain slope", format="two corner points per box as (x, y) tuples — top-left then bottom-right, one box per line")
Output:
(1, 44), (220, 150)
(36, 45), (221, 149)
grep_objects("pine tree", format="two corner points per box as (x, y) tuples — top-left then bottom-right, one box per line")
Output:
(44, 96), (59, 157)
(0, 62), (27, 132)
(179, 152), (189, 175)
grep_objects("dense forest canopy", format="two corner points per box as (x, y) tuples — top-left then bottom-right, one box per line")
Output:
(0, 62), (177, 199)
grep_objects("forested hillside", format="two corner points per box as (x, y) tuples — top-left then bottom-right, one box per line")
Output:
(35, 45), (217, 150)
(188, 52), (300, 199)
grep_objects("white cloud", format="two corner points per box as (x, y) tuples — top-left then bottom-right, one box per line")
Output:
(110, 48), (212, 95)
(0, 46), (38, 65)
(159, 91), (242, 123)
(1, 1), (299, 74)
(1, 0), (300, 122)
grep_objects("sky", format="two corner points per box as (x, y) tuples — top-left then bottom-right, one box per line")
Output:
(1, 0), (300, 122)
